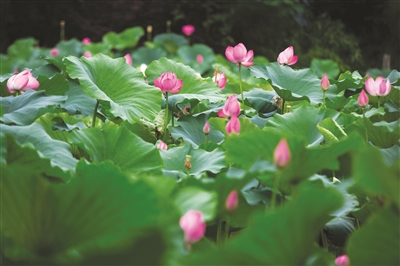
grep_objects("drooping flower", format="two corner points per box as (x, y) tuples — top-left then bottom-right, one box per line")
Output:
(157, 141), (168, 150)
(225, 190), (238, 212)
(6, 70), (40, 94)
(358, 89), (369, 108)
(277, 46), (298, 66)
(334, 255), (349, 266)
(50, 48), (59, 56)
(182, 25), (195, 36)
(82, 37), (91, 45)
(124, 53), (132, 66)
(320, 73), (330, 91)
(179, 210), (206, 244)
(196, 54), (203, 64)
(218, 94), (240, 118)
(273, 138), (291, 169)
(83, 51), (91, 58)
(225, 43), (254, 67)
(226, 115), (240, 135)
(365, 76), (391, 96)
(213, 71), (227, 90)
(154, 72), (183, 94)
(203, 121), (210, 135)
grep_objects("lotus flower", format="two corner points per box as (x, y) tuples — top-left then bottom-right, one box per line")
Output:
(226, 190), (238, 212)
(274, 139), (291, 169)
(225, 43), (254, 67)
(82, 37), (91, 45)
(50, 48), (59, 56)
(182, 25), (195, 36)
(83, 51), (91, 58)
(124, 53), (132, 66)
(6, 70), (39, 94)
(365, 76), (391, 96)
(154, 72), (183, 94)
(213, 71), (227, 90)
(320, 73), (330, 91)
(358, 89), (369, 108)
(226, 115), (240, 135)
(179, 210), (206, 244)
(277, 46), (298, 66)
(218, 94), (240, 118)
(196, 54), (203, 64)
(203, 121), (210, 135)
(334, 255), (349, 266)
(157, 141), (168, 150)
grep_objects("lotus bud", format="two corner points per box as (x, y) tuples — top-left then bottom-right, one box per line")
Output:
(83, 51), (91, 58)
(82, 37), (91, 45)
(196, 54), (203, 64)
(226, 115), (240, 135)
(182, 25), (195, 36)
(357, 89), (369, 108)
(157, 141), (168, 150)
(124, 53), (132, 66)
(179, 210), (206, 244)
(273, 138), (291, 169)
(203, 121), (210, 135)
(334, 255), (349, 266)
(320, 73), (330, 91)
(50, 48), (59, 56)
(225, 190), (238, 212)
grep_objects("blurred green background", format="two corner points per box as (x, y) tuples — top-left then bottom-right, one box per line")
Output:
(1, 0), (399, 73)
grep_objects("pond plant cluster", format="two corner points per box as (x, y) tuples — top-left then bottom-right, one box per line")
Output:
(1, 24), (399, 265)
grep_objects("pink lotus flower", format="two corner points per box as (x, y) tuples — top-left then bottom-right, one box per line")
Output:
(6, 70), (40, 94)
(365, 76), (391, 96)
(320, 73), (330, 91)
(203, 121), (210, 135)
(218, 94), (240, 118)
(196, 54), (203, 64)
(157, 141), (168, 150)
(182, 25), (195, 36)
(82, 37), (91, 45)
(274, 138), (291, 169)
(334, 255), (349, 266)
(226, 190), (238, 212)
(124, 53), (132, 66)
(50, 48), (59, 56)
(213, 71), (227, 90)
(226, 115), (240, 135)
(277, 46), (298, 66)
(154, 72), (183, 94)
(358, 89), (369, 108)
(225, 43), (254, 67)
(83, 51), (91, 58)
(179, 210), (206, 244)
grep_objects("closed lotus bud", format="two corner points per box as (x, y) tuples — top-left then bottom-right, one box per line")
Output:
(154, 72), (183, 94)
(124, 53), (132, 66)
(203, 121), (210, 135)
(226, 115), (240, 135)
(196, 54), (203, 64)
(334, 255), (349, 266)
(83, 51), (91, 58)
(179, 210), (206, 244)
(82, 37), (91, 45)
(273, 138), (291, 169)
(225, 190), (238, 212)
(6, 70), (40, 94)
(320, 73), (330, 91)
(357, 89), (369, 108)
(50, 48), (59, 56)
(213, 71), (227, 90)
(182, 25), (195, 36)
(157, 141), (168, 150)
(218, 94), (240, 118)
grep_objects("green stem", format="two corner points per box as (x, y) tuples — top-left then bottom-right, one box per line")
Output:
(270, 172), (280, 211)
(204, 135), (208, 150)
(377, 96), (381, 109)
(15, 91), (19, 96)
(224, 217), (230, 240)
(91, 100), (100, 128)
(217, 220), (224, 245)
(281, 99), (286, 115)
(362, 108), (368, 143)
(323, 90), (326, 109)
(238, 64), (246, 116)
(164, 92), (169, 142)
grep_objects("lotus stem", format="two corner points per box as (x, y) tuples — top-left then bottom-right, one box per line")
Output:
(362, 108), (368, 143)
(377, 96), (381, 109)
(204, 135), (208, 150)
(164, 92), (169, 142)
(323, 90), (326, 109)
(270, 172), (280, 211)
(238, 64), (246, 115)
(91, 100), (100, 128)
(281, 99), (285, 114)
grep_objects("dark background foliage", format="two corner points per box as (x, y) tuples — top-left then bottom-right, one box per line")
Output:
(1, 0), (399, 73)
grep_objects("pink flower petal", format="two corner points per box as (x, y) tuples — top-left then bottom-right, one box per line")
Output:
(225, 46), (235, 64)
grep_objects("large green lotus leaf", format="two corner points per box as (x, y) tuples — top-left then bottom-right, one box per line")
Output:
(310, 58), (340, 79)
(170, 114), (225, 148)
(0, 123), (77, 172)
(102, 26), (144, 51)
(323, 216), (355, 247)
(64, 54), (161, 123)
(0, 161), (170, 261)
(1, 133), (71, 182)
(61, 80), (97, 117)
(380, 144), (400, 166)
(153, 33), (188, 54)
(177, 44), (216, 74)
(7, 38), (37, 60)
(69, 123), (162, 175)
(56, 38), (83, 57)
(387, 69), (400, 84)
(243, 88), (279, 114)
(174, 187), (218, 222)
(347, 208), (400, 265)
(334, 70), (364, 93)
(317, 117), (347, 144)
(83, 42), (112, 56)
(131, 47), (167, 67)
(0, 90), (66, 125)
(267, 104), (341, 146)
(145, 57), (225, 105)
(186, 179), (343, 265)
(36, 72), (69, 96)
(250, 62), (326, 105)
(160, 143), (226, 179)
